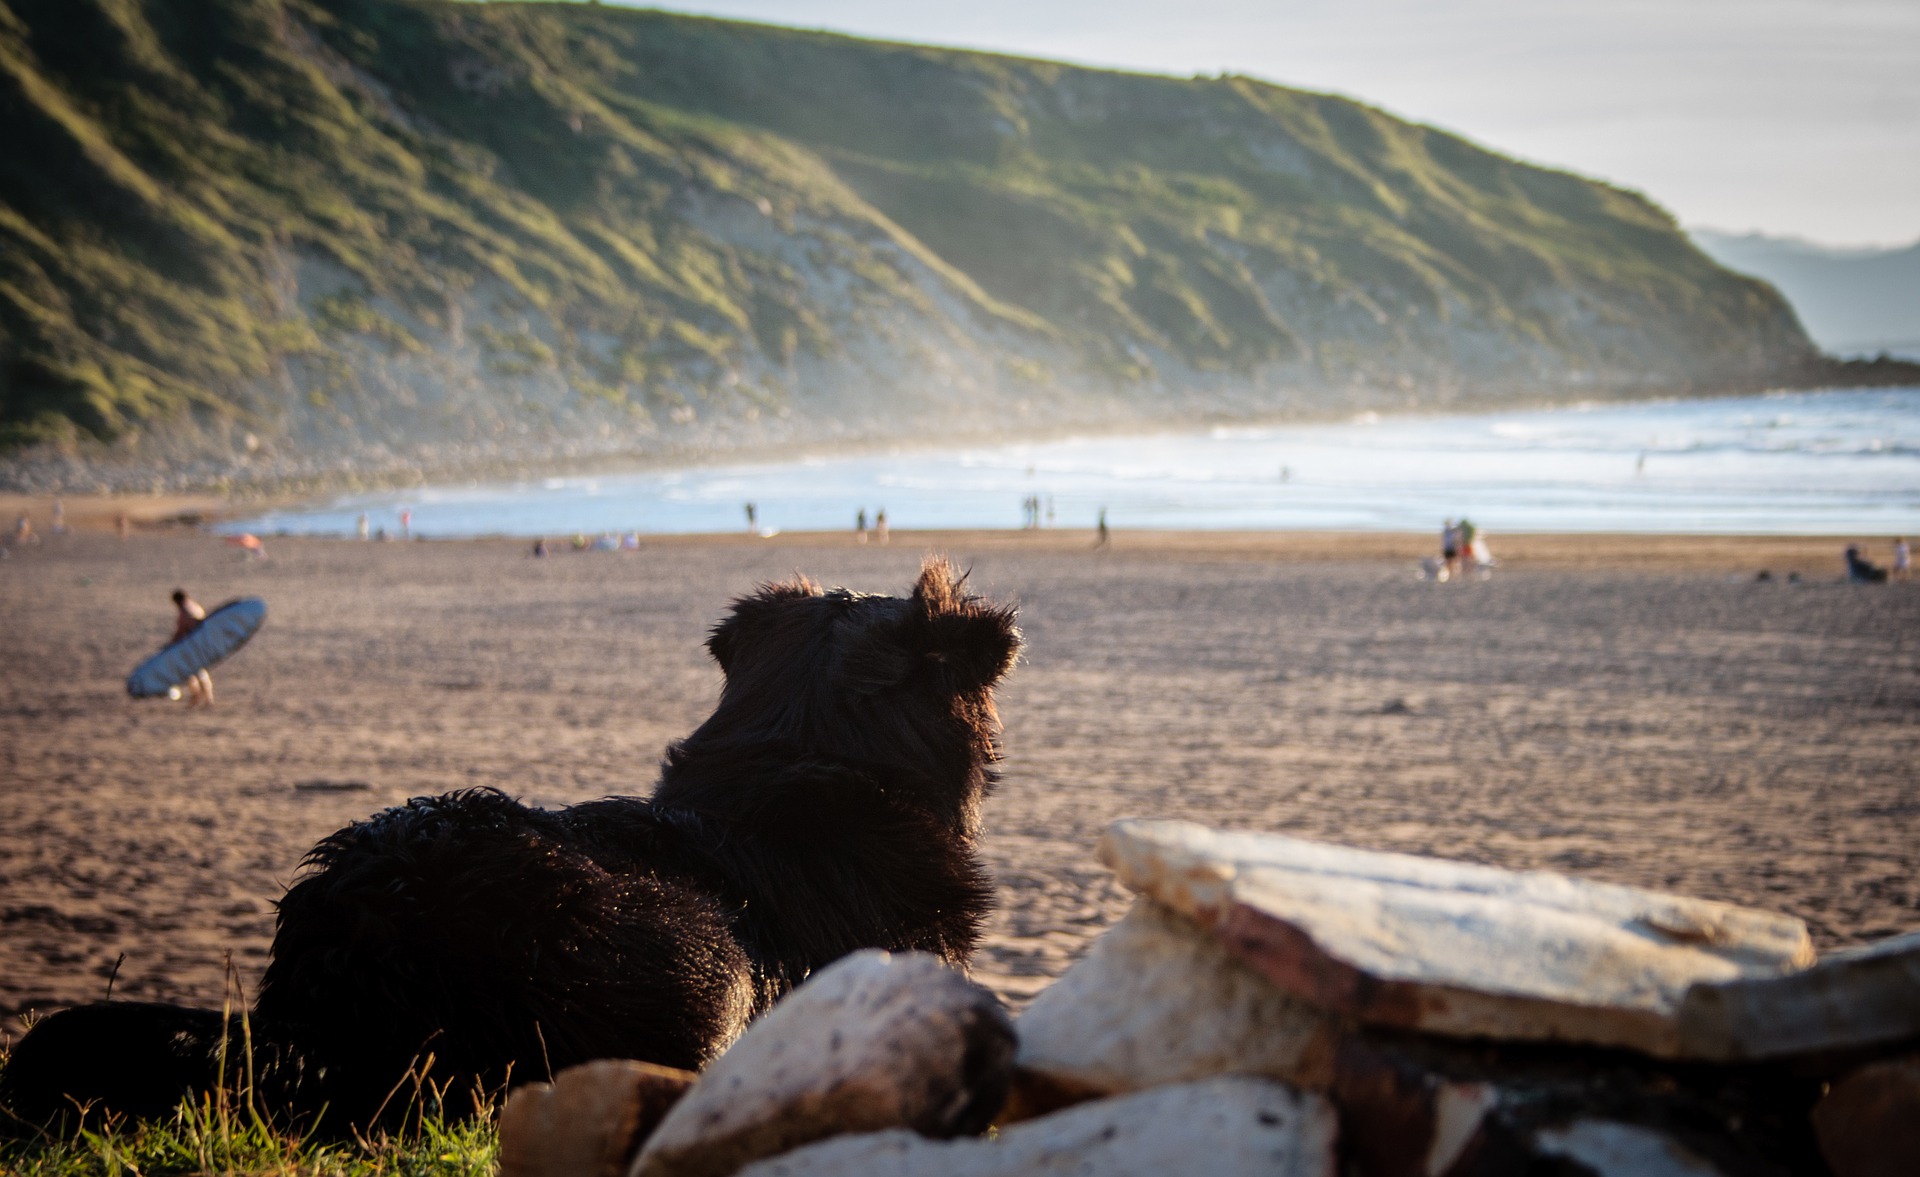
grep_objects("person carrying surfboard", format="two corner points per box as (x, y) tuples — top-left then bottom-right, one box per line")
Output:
(171, 590), (214, 707)
(126, 593), (265, 703)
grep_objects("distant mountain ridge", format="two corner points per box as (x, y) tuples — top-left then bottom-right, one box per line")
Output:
(0, 0), (1899, 492)
(1690, 230), (1920, 360)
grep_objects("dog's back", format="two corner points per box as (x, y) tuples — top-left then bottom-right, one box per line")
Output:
(252, 788), (758, 1125)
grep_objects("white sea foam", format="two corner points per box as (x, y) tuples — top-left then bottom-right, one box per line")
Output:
(226, 388), (1920, 538)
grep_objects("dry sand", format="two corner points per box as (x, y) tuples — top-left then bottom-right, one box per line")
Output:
(2, 522), (1916, 1043)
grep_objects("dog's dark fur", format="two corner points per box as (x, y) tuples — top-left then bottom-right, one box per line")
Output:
(1, 559), (1019, 1133)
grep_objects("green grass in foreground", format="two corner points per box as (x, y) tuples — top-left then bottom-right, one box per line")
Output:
(0, 1041), (499, 1177)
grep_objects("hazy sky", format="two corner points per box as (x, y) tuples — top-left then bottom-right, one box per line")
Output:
(621, 0), (1920, 248)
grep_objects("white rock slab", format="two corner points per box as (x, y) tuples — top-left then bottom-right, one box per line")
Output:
(733, 1076), (1337, 1177)
(1015, 898), (1336, 1095)
(627, 951), (1014, 1177)
(1099, 820), (1815, 1058)
(1678, 929), (1920, 1059)
(1532, 1120), (1729, 1177)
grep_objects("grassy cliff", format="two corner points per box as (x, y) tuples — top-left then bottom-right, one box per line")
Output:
(0, 0), (1851, 488)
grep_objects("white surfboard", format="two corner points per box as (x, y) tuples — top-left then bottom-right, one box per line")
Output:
(126, 597), (267, 698)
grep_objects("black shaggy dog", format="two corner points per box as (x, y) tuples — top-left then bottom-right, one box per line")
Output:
(2, 559), (1020, 1132)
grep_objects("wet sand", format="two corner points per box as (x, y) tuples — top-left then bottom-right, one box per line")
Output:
(2, 525), (1916, 1041)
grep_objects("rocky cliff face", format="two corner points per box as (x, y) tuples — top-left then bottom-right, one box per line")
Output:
(0, 0), (1833, 491)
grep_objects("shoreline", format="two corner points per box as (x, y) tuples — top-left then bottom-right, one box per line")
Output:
(0, 489), (1889, 576)
(4, 379), (1913, 503)
(0, 492), (1898, 575)
(6, 385), (1912, 546)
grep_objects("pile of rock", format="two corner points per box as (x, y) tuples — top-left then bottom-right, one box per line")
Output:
(501, 820), (1920, 1177)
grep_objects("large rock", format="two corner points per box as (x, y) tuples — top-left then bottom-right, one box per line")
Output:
(1811, 1053), (1920, 1177)
(500, 1059), (697, 1177)
(1098, 820), (1815, 1058)
(1012, 898), (1336, 1106)
(627, 951), (1014, 1177)
(1679, 930), (1920, 1060)
(732, 1076), (1337, 1177)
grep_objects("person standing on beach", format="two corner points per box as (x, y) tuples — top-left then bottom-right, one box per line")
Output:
(1895, 538), (1911, 582)
(875, 508), (889, 545)
(357, 513), (370, 540)
(745, 502), (757, 533)
(856, 508), (868, 543)
(1095, 507), (1110, 549)
(1441, 519), (1460, 580)
(400, 508), (412, 539)
(170, 589), (214, 707)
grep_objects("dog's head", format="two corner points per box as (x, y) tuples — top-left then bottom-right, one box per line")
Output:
(680, 557), (1020, 835)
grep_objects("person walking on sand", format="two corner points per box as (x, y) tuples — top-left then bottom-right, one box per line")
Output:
(1095, 507), (1110, 549)
(1895, 538), (1911, 582)
(856, 507), (869, 543)
(745, 502), (757, 533)
(875, 508), (889, 545)
(400, 508), (412, 539)
(170, 589), (215, 707)
(357, 512), (370, 540)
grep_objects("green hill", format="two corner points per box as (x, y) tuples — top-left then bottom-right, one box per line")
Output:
(0, 0), (1874, 489)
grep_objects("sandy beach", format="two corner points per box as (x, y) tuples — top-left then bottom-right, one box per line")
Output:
(2, 518), (1916, 1043)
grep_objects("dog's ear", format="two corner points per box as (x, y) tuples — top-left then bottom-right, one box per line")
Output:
(906, 559), (1021, 693)
(707, 577), (819, 672)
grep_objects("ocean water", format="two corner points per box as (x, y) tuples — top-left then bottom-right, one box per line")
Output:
(228, 388), (1920, 538)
